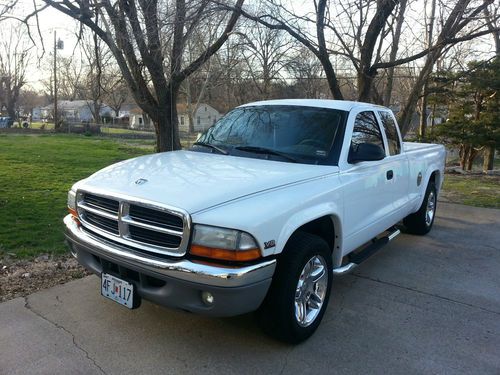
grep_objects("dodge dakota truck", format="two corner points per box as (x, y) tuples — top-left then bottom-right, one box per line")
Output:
(64, 99), (446, 343)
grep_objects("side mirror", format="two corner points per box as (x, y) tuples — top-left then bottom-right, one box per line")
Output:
(348, 143), (385, 163)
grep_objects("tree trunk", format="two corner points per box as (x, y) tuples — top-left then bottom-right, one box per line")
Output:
(483, 145), (495, 172)
(459, 144), (466, 170)
(419, 91), (427, 139)
(357, 69), (377, 102)
(153, 91), (182, 152)
(7, 101), (16, 121)
(397, 53), (436, 135)
(319, 56), (343, 100)
(383, 0), (407, 105)
(466, 148), (478, 171)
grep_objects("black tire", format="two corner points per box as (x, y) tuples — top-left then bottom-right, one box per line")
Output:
(257, 232), (333, 344)
(403, 180), (437, 235)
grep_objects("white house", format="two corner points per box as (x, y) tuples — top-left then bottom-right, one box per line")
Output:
(36, 100), (113, 122)
(178, 103), (222, 133)
(129, 106), (153, 129)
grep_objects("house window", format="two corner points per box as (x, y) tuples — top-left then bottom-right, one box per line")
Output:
(204, 106), (207, 111)
(197, 116), (200, 125)
(180, 116), (184, 125)
(208, 115), (211, 120)
(139, 117), (143, 125)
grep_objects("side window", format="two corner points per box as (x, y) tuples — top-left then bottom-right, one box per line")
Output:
(351, 111), (384, 150)
(378, 111), (401, 155)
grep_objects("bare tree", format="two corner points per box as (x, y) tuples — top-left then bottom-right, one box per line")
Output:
(79, 28), (114, 123)
(397, 0), (498, 134)
(0, 0), (17, 21)
(104, 71), (130, 118)
(239, 22), (293, 98)
(418, 0), (437, 139)
(0, 26), (30, 120)
(287, 46), (327, 99)
(42, 0), (244, 151)
(382, 0), (407, 105)
(231, 0), (498, 135)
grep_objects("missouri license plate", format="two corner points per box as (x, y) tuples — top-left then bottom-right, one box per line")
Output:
(101, 273), (134, 309)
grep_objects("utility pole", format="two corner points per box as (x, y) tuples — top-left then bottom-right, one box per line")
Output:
(53, 30), (58, 130)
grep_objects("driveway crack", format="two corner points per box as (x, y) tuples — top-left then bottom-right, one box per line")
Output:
(352, 273), (500, 316)
(23, 296), (107, 374)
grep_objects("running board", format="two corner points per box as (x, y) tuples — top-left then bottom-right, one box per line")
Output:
(332, 228), (401, 276)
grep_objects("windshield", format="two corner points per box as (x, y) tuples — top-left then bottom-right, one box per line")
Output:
(193, 105), (347, 165)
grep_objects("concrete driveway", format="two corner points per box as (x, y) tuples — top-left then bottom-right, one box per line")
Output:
(1, 202), (499, 375)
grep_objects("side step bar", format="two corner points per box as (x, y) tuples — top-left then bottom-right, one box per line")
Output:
(332, 228), (401, 276)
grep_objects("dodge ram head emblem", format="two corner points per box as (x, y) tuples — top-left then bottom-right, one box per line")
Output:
(135, 178), (148, 185)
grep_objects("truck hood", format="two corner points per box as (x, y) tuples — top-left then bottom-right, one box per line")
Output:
(75, 150), (338, 213)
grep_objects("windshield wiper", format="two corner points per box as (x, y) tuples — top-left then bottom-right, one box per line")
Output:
(234, 146), (298, 163)
(192, 142), (228, 155)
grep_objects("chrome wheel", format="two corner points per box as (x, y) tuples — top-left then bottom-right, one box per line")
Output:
(294, 255), (328, 327)
(425, 190), (436, 226)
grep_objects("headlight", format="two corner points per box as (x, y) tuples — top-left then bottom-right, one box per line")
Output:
(190, 224), (261, 262)
(67, 190), (77, 215)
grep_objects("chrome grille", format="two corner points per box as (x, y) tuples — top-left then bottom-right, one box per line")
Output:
(129, 205), (183, 230)
(76, 191), (190, 257)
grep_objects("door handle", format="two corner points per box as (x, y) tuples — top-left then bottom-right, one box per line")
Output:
(386, 170), (394, 180)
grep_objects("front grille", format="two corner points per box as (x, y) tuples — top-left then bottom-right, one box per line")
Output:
(83, 193), (119, 214)
(129, 226), (182, 248)
(85, 211), (119, 235)
(76, 191), (189, 257)
(129, 204), (183, 230)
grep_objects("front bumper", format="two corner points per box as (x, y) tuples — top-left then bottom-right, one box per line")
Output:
(64, 215), (276, 316)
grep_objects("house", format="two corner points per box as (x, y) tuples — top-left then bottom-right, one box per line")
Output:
(177, 103), (222, 133)
(36, 100), (113, 123)
(129, 106), (152, 129)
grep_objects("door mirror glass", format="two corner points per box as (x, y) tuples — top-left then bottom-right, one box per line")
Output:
(348, 143), (385, 163)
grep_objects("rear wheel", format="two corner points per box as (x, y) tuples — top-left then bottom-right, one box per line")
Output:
(404, 180), (437, 235)
(257, 232), (332, 344)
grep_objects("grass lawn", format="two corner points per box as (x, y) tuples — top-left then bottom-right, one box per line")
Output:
(0, 134), (153, 258)
(442, 174), (500, 209)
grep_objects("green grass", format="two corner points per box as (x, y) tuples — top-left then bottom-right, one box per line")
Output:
(100, 126), (153, 135)
(0, 134), (153, 258)
(442, 174), (500, 209)
(29, 122), (54, 130)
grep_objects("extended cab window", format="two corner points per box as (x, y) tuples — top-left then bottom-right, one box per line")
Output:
(350, 111), (384, 150)
(378, 111), (401, 155)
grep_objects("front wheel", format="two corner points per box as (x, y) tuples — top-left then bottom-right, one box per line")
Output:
(403, 180), (437, 235)
(257, 232), (332, 344)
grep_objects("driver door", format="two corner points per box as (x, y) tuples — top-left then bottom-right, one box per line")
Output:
(340, 111), (395, 251)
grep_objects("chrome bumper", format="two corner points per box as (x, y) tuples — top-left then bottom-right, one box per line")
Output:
(64, 215), (276, 288)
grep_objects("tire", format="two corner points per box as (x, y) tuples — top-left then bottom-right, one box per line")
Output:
(257, 232), (333, 344)
(403, 180), (437, 235)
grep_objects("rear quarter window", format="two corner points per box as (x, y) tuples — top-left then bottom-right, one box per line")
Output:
(378, 111), (401, 155)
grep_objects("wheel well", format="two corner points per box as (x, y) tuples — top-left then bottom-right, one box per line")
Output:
(429, 170), (440, 187)
(295, 216), (335, 253)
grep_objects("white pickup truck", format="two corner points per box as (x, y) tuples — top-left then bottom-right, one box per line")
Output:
(64, 99), (445, 343)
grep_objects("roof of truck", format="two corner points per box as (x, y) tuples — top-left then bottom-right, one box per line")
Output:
(239, 99), (388, 112)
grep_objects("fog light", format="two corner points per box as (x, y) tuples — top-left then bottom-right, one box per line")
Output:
(201, 291), (214, 306)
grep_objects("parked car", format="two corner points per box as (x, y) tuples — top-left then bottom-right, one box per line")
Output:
(64, 100), (446, 343)
(0, 116), (13, 128)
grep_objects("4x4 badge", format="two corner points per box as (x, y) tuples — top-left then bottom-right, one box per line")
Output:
(135, 178), (148, 185)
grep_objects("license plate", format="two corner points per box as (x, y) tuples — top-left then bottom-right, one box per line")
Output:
(101, 273), (134, 309)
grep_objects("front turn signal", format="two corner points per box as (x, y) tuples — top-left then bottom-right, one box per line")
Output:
(190, 245), (261, 262)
